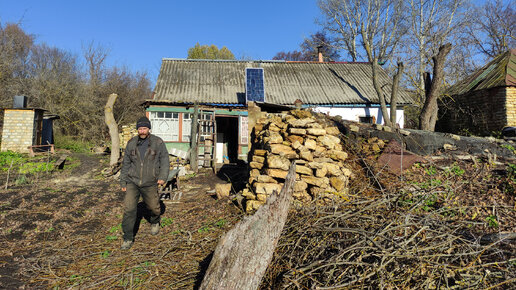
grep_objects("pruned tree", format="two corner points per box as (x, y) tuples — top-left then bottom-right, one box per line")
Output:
(187, 43), (235, 60)
(105, 93), (120, 167)
(318, 0), (406, 127)
(419, 43), (452, 131)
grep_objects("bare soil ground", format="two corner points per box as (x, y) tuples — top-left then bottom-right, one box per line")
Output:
(0, 153), (241, 289)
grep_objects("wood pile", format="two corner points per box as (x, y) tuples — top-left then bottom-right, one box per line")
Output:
(243, 109), (353, 212)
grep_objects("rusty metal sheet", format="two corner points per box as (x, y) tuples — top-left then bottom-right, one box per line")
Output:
(377, 140), (425, 175)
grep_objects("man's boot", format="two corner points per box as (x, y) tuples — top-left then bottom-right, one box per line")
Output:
(150, 223), (160, 235)
(121, 240), (133, 250)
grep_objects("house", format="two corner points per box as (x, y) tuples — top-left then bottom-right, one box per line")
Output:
(145, 58), (413, 166)
(1, 96), (59, 154)
(437, 49), (516, 135)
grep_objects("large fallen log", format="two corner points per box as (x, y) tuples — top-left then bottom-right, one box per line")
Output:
(199, 162), (296, 290)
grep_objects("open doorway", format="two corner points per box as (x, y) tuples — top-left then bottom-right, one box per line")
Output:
(215, 116), (239, 164)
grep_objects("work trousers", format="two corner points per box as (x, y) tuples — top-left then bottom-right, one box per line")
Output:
(122, 183), (161, 241)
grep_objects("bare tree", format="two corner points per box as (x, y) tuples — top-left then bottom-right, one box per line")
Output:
(0, 22), (34, 106)
(318, 0), (406, 127)
(467, 0), (516, 59)
(404, 0), (469, 106)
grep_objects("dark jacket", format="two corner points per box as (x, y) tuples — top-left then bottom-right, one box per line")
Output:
(120, 134), (170, 188)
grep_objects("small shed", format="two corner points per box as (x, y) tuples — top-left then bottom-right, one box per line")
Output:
(1, 96), (59, 154)
(437, 49), (516, 135)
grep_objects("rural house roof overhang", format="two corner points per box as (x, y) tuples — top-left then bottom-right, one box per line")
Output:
(151, 59), (413, 106)
(447, 49), (516, 96)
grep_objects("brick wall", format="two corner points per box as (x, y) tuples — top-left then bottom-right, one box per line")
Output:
(437, 87), (508, 135)
(505, 87), (516, 126)
(1, 109), (36, 153)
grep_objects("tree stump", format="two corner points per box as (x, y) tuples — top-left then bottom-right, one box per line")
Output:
(199, 162), (296, 290)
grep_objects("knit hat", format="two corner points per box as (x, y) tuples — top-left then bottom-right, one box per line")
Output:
(136, 116), (151, 129)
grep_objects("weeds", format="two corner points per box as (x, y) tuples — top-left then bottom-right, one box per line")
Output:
(198, 218), (227, 233)
(486, 215), (499, 228)
(161, 217), (173, 228)
(105, 235), (118, 241)
(101, 251), (110, 258)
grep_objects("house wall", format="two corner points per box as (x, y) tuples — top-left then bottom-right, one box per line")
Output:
(1, 109), (36, 153)
(146, 106), (249, 162)
(313, 106), (405, 128)
(437, 87), (507, 135)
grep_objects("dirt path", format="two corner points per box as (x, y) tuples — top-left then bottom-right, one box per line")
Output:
(0, 153), (241, 288)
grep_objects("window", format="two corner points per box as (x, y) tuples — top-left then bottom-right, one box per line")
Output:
(240, 116), (248, 144)
(182, 113), (192, 142)
(150, 111), (179, 141)
(359, 116), (374, 124)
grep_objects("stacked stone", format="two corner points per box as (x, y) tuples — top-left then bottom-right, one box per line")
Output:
(243, 110), (352, 212)
(119, 124), (137, 149)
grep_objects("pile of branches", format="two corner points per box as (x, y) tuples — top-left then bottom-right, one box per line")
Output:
(262, 138), (516, 289)
(263, 194), (515, 289)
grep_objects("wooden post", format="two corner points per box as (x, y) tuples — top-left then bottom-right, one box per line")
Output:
(104, 93), (120, 167)
(190, 102), (199, 173)
(199, 162), (297, 290)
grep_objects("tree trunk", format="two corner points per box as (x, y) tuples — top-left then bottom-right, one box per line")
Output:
(419, 43), (452, 131)
(104, 93), (119, 167)
(371, 61), (393, 127)
(190, 102), (199, 173)
(199, 162), (297, 290)
(389, 62), (404, 126)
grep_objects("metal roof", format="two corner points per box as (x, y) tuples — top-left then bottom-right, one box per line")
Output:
(447, 49), (516, 96)
(153, 59), (414, 106)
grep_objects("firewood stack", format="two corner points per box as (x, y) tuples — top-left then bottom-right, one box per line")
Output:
(243, 109), (353, 212)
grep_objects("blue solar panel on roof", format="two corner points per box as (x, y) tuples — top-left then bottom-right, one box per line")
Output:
(246, 68), (265, 102)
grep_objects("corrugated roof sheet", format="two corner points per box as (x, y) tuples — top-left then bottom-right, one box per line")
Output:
(153, 59), (414, 105)
(447, 49), (516, 96)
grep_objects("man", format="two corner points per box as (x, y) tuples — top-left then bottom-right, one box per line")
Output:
(119, 116), (170, 250)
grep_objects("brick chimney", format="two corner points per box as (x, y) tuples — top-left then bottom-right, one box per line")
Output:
(317, 45), (323, 63)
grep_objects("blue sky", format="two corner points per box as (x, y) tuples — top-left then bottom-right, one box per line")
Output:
(0, 0), (322, 83)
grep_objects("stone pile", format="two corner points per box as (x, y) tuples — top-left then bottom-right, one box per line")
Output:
(360, 137), (387, 155)
(243, 110), (353, 212)
(119, 124), (137, 149)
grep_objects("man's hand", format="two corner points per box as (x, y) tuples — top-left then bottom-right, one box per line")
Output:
(157, 180), (165, 186)
(121, 187), (127, 192)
